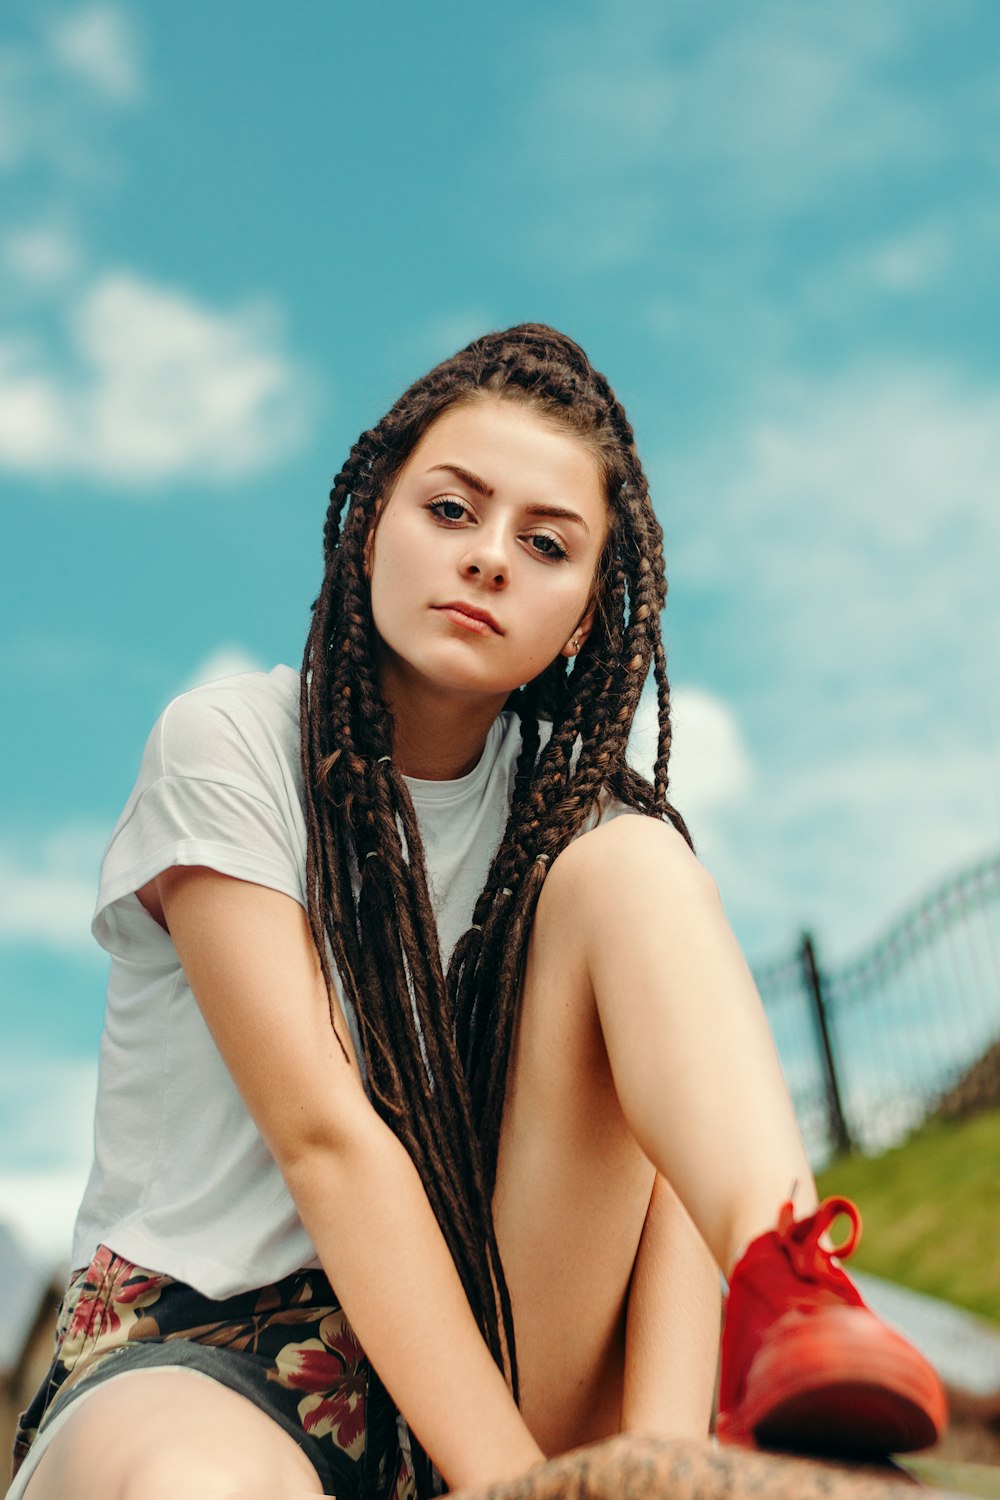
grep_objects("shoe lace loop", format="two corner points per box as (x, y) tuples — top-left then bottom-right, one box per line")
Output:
(776, 1195), (862, 1279)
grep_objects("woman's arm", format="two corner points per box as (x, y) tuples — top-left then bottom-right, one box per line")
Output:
(622, 1173), (721, 1439)
(154, 864), (544, 1492)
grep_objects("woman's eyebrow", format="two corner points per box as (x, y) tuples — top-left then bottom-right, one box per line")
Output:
(425, 463), (590, 532)
(426, 463), (494, 497)
(526, 503), (590, 533)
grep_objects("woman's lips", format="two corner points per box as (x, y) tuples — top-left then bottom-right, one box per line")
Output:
(434, 603), (503, 635)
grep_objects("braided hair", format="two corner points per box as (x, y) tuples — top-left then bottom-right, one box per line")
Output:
(300, 323), (691, 1405)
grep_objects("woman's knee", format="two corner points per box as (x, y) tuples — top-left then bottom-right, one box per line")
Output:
(115, 1449), (319, 1500)
(28, 1438), (321, 1500)
(22, 1372), (324, 1500)
(545, 814), (717, 929)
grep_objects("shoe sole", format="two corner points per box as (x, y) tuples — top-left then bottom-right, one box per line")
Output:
(717, 1307), (948, 1455)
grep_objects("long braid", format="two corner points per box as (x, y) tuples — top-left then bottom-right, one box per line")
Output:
(308, 470), (517, 1381)
(300, 325), (691, 1430)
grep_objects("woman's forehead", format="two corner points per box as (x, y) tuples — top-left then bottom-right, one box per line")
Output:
(400, 398), (607, 516)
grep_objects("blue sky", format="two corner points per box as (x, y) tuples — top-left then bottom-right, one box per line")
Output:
(2, 0), (999, 1258)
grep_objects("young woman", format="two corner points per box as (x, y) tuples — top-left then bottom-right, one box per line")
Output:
(11, 326), (945, 1500)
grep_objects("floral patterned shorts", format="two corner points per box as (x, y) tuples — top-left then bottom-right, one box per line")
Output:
(13, 1245), (418, 1499)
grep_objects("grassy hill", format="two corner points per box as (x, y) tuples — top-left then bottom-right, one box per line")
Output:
(816, 1106), (1000, 1325)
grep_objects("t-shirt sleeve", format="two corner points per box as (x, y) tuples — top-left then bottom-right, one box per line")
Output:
(92, 683), (306, 958)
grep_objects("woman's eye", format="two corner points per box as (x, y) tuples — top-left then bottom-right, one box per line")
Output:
(528, 532), (569, 562)
(428, 497), (469, 523)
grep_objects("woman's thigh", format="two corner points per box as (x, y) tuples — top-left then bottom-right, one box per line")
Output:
(21, 1369), (325, 1500)
(492, 836), (657, 1457)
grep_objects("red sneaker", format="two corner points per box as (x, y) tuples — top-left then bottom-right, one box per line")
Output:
(716, 1196), (948, 1455)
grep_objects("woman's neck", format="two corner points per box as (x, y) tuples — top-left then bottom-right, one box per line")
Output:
(392, 697), (505, 780)
(380, 666), (508, 780)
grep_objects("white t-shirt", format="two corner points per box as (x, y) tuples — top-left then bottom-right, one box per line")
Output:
(74, 665), (629, 1297)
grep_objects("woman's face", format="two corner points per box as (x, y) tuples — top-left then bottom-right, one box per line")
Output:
(367, 396), (609, 710)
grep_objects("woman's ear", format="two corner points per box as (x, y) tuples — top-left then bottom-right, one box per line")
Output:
(561, 600), (597, 658)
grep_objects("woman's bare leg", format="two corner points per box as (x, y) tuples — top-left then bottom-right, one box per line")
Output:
(493, 817), (738, 1454)
(548, 815), (814, 1272)
(621, 1174), (720, 1439)
(492, 863), (661, 1454)
(498, 813), (946, 1460)
(20, 1370), (325, 1500)
(494, 812), (812, 1453)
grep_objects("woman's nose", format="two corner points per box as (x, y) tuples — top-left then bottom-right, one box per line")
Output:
(461, 529), (509, 587)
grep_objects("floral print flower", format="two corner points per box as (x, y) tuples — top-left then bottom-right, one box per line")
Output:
(270, 1310), (368, 1456)
(60, 1245), (167, 1366)
(14, 1250), (405, 1491)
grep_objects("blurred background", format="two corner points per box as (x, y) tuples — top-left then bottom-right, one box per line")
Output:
(1, 1), (998, 1275)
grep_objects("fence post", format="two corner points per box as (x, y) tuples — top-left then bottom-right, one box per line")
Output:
(799, 931), (853, 1158)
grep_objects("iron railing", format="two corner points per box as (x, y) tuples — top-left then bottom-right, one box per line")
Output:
(753, 849), (1000, 1164)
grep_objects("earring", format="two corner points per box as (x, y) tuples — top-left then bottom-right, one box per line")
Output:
(571, 637), (580, 652)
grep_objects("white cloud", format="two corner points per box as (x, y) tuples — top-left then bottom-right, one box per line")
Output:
(720, 744), (1000, 961)
(628, 683), (754, 813)
(0, 271), (314, 484)
(0, 1057), (98, 1172)
(2, 223), (82, 284)
(664, 14), (925, 204)
(47, 4), (142, 104)
(657, 358), (1000, 958)
(0, 5), (142, 181)
(517, 1), (942, 264)
(0, 1169), (88, 1266)
(671, 360), (1000, 699)
(183, 645), (267, 691)
(0, 825), (106, 952)
(866, 223), (952, 293)
(0, 1054), (98, 1262)
(793, 222), (956, 321)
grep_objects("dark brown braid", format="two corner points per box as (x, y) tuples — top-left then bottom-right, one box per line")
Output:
(300, 324), (692, 1422)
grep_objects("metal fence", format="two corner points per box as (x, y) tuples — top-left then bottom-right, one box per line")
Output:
(753, 849), (1000, 1165)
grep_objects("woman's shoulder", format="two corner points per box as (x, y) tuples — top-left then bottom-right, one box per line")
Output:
(93, 666), (307, 952)
(151, 664), (301, 781)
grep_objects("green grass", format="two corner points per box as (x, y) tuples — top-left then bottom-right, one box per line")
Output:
(901, 1458), (1000, 1497)
(815, 1107), (1000, 1325)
